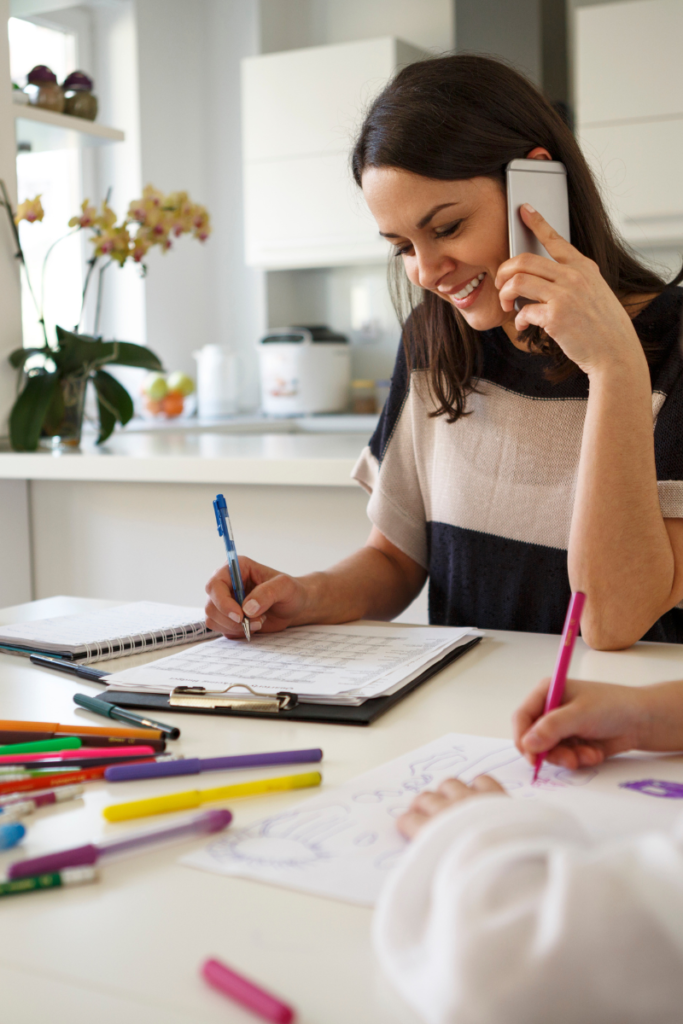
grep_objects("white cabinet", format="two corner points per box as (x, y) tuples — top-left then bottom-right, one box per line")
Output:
(576, 0), (683, 125)
(578, 119), (683, 247)
(575, 0), (683, 247)
(241, 37), (426, 269)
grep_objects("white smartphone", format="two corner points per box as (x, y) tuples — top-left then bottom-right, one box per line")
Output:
(506, 158), (570, 310)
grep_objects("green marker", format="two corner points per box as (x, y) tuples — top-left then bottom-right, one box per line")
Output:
(0, 866), (98, 897)
(0, 736), (81, 756)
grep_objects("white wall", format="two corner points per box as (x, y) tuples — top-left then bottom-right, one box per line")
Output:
(257, 1), (454, 387)
(260, 0), (454, 54)
(130, 0), (263, 404)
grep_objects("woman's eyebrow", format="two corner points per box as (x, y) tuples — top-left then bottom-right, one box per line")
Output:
(379, 202), (461, 238)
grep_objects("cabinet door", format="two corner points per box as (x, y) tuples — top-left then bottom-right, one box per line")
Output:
(576, 0), (683, 125)
(244, 151), (391, 268)
(242, 37), (424, 269)
(579, 120), (683, 246)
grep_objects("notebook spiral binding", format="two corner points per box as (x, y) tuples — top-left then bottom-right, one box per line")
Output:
(83, 622), (214, 662)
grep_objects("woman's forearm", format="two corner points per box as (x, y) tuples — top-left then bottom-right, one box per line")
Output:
(568, 351), (675, 648)
(293, 541), (427, 627)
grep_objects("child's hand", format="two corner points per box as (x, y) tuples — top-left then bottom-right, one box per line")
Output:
(513, 677), (644, 769)
(397, 776), (506, 839)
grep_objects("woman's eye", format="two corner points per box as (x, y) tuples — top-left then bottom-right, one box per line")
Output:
(435, 220), (463, 239)
(393, 242), (414, 258)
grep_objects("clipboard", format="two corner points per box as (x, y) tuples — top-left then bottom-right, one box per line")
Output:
(97, 636), (482, 726)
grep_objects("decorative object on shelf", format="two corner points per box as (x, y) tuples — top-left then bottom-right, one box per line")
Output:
(11, 82), (29, 105)
(2, 182), (211, 451)
(24, 65), (64, 112)
(141, 371), (195, 419)
(62, 71), (98, 121)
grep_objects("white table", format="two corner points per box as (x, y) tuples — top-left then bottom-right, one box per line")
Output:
(1, 597), (682, 1024)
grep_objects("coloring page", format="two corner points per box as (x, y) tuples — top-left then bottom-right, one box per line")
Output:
(184, 733), (683, 906)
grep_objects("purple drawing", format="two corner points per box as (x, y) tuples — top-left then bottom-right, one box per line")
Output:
(620, 779), (683, 799)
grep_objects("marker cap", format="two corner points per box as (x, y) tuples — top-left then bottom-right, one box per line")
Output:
(0, 821), (26, 849)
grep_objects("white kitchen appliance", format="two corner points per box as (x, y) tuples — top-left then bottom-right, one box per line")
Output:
(258, 326), (351, 416)
(193, 345), (240, 419)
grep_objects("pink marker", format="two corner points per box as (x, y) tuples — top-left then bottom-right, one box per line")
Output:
(0, 745), (155, 765)
(532, 591), (586, 783)
(202, 958), (295, 1024)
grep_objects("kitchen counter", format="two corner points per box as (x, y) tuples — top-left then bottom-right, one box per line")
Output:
(0, 420), (428, 623)
(0, 429), (371, 486)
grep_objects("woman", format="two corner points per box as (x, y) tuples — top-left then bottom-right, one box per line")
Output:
(206, 55), (683, 650)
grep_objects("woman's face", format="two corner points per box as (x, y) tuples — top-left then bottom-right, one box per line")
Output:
(361, 167), (513, 334)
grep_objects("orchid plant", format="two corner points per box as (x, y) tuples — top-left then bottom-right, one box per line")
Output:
(2, 183), (211, 451)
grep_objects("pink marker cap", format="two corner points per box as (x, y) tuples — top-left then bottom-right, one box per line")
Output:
(202, 958), (295, 1023)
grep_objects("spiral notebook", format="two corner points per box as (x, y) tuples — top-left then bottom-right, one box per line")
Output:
(0, 601), (217, 663)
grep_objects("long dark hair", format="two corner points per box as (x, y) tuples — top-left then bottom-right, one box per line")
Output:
(352, 54), (673, 421)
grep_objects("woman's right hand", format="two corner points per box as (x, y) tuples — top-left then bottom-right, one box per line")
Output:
(205, 556), (312, 638)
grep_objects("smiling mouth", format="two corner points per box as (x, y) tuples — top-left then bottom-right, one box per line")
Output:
(442, 272), (486, 299)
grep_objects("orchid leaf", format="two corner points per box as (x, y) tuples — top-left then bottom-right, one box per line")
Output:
(106, 341), (163, 371)
(9, 372), (59, 451)
(8, 347), (49, 370)
(92, 368), (134, 444)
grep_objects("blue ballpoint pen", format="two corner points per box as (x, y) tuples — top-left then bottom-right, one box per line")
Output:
(213, 494), (251, 641)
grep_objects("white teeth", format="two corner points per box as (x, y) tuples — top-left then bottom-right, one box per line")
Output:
(453, 272), (485, 300)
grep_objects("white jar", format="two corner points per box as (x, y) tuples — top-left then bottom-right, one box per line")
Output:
(193, 345), (240, 419)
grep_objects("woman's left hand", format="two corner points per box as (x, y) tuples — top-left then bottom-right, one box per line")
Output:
(495, 204), (645, 377)
(397, 775), (506, 839)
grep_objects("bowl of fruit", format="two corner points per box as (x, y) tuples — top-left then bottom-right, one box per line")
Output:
(142, 371), (196, 419)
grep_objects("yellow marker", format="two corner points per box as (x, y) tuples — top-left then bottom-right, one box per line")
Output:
(103, 770), (322, 822)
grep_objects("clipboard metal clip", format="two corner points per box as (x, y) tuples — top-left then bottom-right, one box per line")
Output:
(169, 683), (298, 713)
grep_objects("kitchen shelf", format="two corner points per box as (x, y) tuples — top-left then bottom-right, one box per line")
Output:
(14, 104), (125, 153)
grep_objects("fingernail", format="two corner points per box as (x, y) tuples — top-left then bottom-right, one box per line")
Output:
(251, 619), (262, 631)
(228, 612), (241, 623)
(523, 203), (536, 213)
(243, 600), (259, 616)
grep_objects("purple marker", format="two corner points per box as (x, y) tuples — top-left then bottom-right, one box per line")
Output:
(8, 808), (231, 879)
(620, 779), (683, 799)
(104, 747), (323, 782)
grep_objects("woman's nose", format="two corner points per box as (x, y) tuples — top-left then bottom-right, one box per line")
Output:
(413, 247), (455, 291)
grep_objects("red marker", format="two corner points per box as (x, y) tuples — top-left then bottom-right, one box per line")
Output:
(533, 591), (586, 782)
(0, 763), (136, 796)
(202, 958), (295, 1023)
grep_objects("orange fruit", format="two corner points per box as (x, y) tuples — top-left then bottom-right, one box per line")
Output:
(162, 391), (184, 418)
(145, 398), (163, 414)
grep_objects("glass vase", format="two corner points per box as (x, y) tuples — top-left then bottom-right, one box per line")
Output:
(39, 374), (87, 451)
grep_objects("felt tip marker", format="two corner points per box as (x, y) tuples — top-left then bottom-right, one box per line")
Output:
(532, 591), (586, 783)
(9, 809), (232, 879)
(0, 785), (84, 819)
(0, 764), (109, 797)
(0, 866), (98, 898)
(202, 958), (295, 1024)
(105, 747), (323, 782)
(104, 770), (323, 822)
(0, 737), (81, 756)
(73, 693), (180, 739)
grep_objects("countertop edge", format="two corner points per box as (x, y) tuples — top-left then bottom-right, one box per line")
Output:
(0, 454), (360, 486)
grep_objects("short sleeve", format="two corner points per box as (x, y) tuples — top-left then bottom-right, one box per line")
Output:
(352, 341), (429, 568)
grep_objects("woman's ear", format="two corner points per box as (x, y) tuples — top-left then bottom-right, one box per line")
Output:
(526, 146), (553, 161)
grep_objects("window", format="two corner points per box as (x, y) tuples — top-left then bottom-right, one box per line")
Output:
(10, 17), (84, 348)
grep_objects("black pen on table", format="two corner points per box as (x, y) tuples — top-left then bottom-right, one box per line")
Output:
(213, 493), (251, 641)
(28, 653), (180, 739)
